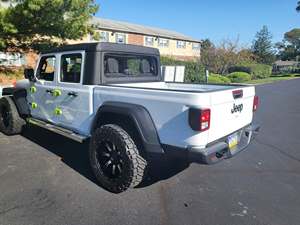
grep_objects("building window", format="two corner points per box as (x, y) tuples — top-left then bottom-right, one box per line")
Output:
(0, 52), (24, 66)
(116, 33), (126, 44)
(192, 43), (200, 50)
(158, 38), (169, 48)
(145, 36), (154, 46)
(89, 31), (109, 42)
(177, 41), (186, 49)
(99, 31), (109, 42)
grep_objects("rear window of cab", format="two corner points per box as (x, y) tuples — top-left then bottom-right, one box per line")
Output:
(104, 54), (158, 77)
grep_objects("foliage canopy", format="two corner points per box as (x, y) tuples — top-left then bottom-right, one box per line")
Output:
(0, 0), (99, 52)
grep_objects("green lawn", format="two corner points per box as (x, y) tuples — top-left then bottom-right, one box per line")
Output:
(246, 74), (300, 85)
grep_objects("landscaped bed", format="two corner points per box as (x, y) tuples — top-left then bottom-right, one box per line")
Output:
(0, 67), (24, 85)
(0, 68), (299, 86)
(247, 74), (300, 84)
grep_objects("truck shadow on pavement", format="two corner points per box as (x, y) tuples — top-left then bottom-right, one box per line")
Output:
(21, 125), (190, 189)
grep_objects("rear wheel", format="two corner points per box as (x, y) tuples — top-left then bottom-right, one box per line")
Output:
(0, 97), (25, 135)
(89, 124), (147, 193)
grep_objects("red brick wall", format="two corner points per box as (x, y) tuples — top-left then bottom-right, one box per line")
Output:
(25, 52), (39, 68)
(128, 34), (144, 46)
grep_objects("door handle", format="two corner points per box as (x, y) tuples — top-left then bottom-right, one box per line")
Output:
(68, 91), (78, 97)
(46, 89), (53, 94)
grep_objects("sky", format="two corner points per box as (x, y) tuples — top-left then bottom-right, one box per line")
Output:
(95, 0), (299, 47)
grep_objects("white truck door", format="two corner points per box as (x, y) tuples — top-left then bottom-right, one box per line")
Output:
(27, 55), (58, 123)
(52, 52), (93, 135)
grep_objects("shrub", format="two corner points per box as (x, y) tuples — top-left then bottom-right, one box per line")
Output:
(208, 73), (231, 84)
(0, 66), (24, 80)
(238, 63), (272, 79)
(227, 72), (251, 83)
(228, 66), (251, 74)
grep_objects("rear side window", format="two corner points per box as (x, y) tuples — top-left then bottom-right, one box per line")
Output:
(104, 54), (158, 77)
(60, 53), (82, 83)
(36, 56), (56, 81)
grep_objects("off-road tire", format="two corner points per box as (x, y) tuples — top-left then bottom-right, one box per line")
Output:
(0, 96), (25, 135)
(89, 124), (147, 193)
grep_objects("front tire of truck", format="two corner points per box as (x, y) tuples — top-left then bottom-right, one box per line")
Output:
(0, 96), (25, 135)
(89, 124), (147, 193)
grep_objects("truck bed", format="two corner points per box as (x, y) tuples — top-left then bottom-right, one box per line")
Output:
(94, 81), (255, 148)
(110, 82), (246, 93)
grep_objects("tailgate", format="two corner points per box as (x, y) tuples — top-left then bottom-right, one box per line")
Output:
(207, 86), (255, 143)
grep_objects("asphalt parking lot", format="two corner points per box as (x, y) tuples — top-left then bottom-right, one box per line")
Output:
(1, 79), (300, 225)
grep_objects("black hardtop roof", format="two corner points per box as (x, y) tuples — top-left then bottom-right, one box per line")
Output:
(42, 42), (160, 55)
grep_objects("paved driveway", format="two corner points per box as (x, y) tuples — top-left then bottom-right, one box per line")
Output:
(1, 79), (300, 225)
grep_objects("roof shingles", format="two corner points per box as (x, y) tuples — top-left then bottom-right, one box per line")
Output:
(91, 17), (200, 43)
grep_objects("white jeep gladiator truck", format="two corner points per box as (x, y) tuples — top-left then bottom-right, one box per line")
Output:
(0, 43), (260, 193)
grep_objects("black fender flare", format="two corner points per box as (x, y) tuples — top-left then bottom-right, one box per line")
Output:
(91, 102), (163, 154)
(1, 87), (30, 117)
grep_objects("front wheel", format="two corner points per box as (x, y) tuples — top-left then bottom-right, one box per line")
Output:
(89, 124), (147, 193)
(0, 97), (25, 135)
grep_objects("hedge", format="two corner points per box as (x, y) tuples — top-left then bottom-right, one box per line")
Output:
(208, 73), (231, 84)
(227, 72), (251, 83)
(161, 57), (206, 83)
(228, 66), (251, 74)
(237, 63), (272, 79)
(0, 66), (24, 79)
(160, 57), (272, 83)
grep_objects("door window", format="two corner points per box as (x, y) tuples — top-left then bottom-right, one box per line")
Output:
(60, 53), (82, 83)
(36, 56), (56, 81)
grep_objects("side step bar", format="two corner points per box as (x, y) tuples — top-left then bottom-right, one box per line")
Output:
(27, 118), (88, 143)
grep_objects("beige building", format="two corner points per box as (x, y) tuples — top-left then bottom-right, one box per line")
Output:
(1, 17), (201, 68)
(77, 17), (201, 61)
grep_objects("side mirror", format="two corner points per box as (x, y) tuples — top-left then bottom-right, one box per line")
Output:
(24, 68), (35, 82)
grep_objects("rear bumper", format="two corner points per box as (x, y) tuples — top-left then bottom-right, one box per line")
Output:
(188, 124), (260, 164)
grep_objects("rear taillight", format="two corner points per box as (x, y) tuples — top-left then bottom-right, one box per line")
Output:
(253, 96), (259, 112)
(189, 108), (211, 132)
(200, 109), (211, 131)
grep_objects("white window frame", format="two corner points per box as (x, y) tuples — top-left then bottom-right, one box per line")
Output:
(177, 41), (186, 49)
(192, 42), (201, 50)
(35, 54), (58, 83)
(99, 31), (109, 42)
(158, 38), (169, 48)
(144, 36), (154, 46)
(57, 51), (85, 85)
(116, 33), (126, 44)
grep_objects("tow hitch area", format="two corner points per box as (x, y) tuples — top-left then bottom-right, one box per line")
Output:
(189, 124), (260, 164)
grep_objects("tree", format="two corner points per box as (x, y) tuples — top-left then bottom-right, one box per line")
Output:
(296, 1), (300, 12)
(251, 26), (275, 64)
(0, 0), (99, 52)
(201, 38), (254, 75)
(200, 38), (213, 51)
(276, 28), (300, 61)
